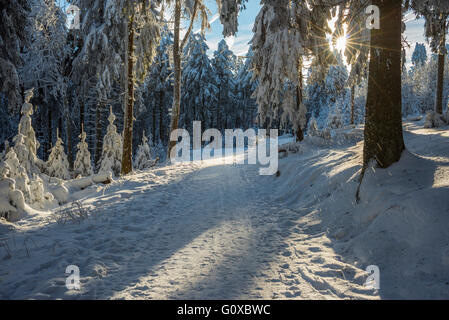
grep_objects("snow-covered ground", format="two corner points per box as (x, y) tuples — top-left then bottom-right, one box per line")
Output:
(1, 120), (448, 299)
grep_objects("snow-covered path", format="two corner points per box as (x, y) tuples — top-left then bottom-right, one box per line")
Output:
(0, 150), (376, 300)
(2, 120), (448, 299)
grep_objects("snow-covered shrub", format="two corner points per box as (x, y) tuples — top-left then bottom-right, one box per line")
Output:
(29, 174), (46, 207)
(46, 134), (70, 180)
(134, 132), (157, 170)
(307, 116), (320, 137)
(99, 107), (123, 176)
(3, 148), (21, 178)
(46, 178), (69, 205)
(12, 133), (31, 173)
(0, 163), (27, 222)
(307, 115), (331, 140)
(15, 166), (30, 202)
(152, 140), (167, 163)
(3, 148), (30, 201)
(424, 111), (445, 128)
(73, 127), (93, 178)
(326, 108), (344, 129)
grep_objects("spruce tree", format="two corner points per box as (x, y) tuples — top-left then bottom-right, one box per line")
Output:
(74, 126), (93, 178)
(46, 130), (70, 180)
(99, 107), (123, 177)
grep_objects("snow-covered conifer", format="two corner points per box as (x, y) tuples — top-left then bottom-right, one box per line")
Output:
(0, 162), (26, 222)
(211, 40), (236, 131)
(29, 174), (47, 207)
(74, 126), (93, 178)
(412, 43), (428, 68)
(99, 107), (123, 176)
(307, 116), (320, 137)
(3, 148), (21, 178)
(15, 89), (41, 174)
(1, 147), (30, 201)
(181, 34), (218, 131)
(327, 108), (344, 130)
(235, 48), (258, 129)
(46, 131), (70, 180)
(134, 131), (155, 170)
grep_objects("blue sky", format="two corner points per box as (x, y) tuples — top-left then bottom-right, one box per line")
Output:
(199, 3), (430, 67)
(197, 0), (260, 57)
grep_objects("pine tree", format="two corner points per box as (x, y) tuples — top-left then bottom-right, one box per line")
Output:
(412, 43), (428, 68)
(235, 48), (257, 130)
(412, 1), (449, 115)
(73, 126), (93, 178)
(134, 131), (157, 170)
(137, 28), (173, 149)
(99, 107), (122, 177)
(212, 40), (236, 131)
(46, 130), (70, 180)
(181, 33), (218, 132)
(13, 89), (42, 175)
(307, 115), (319, 137)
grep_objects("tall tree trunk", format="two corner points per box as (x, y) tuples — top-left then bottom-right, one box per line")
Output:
(295, 85), (304, 142)
(94, 103), (103, 167)
(58, 117), (63, 139)
(167, 0), (199, 157)
(152, 98), (156, 142)
(168, 0), (182, 158)
(47, 106), (52, 157)
(296, 67), (304, 142)
(159, 91), (164, 144)
(79, 102), (84, 135)
(121, 12), (135, 175)
(65, 98), (73, 169)
(363, 0), (404, 168)
(350, 85), (355, 125)
(436, 32), (446, 115)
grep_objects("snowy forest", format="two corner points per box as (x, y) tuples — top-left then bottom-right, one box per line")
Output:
(1, 0), (449, 301)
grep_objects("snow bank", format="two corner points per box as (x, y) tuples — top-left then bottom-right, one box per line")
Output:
(273, 122), (449, 298)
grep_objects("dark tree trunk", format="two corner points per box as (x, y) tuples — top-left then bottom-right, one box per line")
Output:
(79, 102), (84, 135)
(94, 103), (103, 167)
(350, 85), (355, 125)
(159, 91), (164, 144)
(436, 33), (446, 115)
(121, 13), (135, 175)
(65, 98), (73, 169)
(295, 85), (304, 142)
(47, 107), (52, 154)
(168, 0), (182, 158)
(363, 0), (404, 168)
(152, 97), (156, 142)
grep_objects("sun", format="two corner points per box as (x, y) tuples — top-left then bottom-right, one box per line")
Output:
(335, 36), (347, 52)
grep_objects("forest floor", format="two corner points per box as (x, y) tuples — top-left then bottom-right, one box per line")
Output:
(1, 120), (448, 299)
